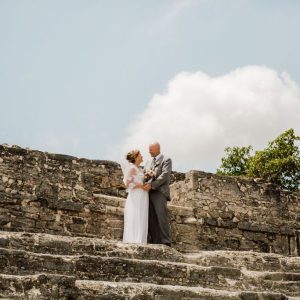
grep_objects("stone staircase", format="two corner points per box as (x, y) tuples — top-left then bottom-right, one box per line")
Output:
(0, 231), (299, 299)
(1, 145), (300, 299)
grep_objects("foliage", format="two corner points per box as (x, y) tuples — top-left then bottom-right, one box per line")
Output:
(217, 146), (252, 176)
(217, 129), (300, 191)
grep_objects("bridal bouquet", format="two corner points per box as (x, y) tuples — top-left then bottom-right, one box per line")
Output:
(143, 170), (156, 184)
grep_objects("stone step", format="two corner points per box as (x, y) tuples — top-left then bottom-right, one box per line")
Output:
(1, 231), (300, 275)
(76, 280), (292, 300)
(0, 247), (299, 296)
(184, 251), (300, 273)
(0, 273), (293, 300)
(0, 273), (77, 299)
(243, 269), (300, 297)
(0, 230), (184, 263)
(0, 247), (242, 289)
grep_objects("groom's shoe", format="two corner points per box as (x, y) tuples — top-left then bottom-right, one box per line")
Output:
(164, 243), (171, 247)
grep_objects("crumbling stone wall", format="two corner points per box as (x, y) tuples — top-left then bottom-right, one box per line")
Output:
(171, 170), (300, 255)
(0, 144), (126, 238)
(0, 144), (299, 255)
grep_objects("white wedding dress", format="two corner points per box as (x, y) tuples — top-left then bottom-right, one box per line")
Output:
(122, 163), (149, 244)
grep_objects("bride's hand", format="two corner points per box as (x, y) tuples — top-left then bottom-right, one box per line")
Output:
(134, 183), (144, 189)
(143, 183), (151, 191)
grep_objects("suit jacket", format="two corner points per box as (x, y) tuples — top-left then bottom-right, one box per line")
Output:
(145, 155), (172, 201)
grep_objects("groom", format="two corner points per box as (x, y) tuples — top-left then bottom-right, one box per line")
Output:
(144, 142), (172, 247)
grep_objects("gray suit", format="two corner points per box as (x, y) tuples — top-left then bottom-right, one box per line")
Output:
(145, 155), (172, 245)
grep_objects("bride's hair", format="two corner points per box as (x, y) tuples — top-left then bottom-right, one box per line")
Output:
(126, 149), (140, 163)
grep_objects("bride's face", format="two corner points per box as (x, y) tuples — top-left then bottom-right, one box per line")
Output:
(135, 153), (143, 165)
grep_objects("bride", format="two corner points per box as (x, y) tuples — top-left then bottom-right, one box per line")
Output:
(122, 149), (149, 244)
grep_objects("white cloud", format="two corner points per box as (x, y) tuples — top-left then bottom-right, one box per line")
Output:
(116, 66), (300, 172)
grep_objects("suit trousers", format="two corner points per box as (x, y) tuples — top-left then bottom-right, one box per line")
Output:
(148, 190), (171, 245)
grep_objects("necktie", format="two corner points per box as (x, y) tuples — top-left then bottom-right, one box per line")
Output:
(151, 157), (156, 169)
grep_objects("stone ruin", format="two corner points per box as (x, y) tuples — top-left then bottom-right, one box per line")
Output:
(0, 143), (299, 299)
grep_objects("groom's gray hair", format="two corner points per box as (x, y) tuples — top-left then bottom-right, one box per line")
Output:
(149, 141), (160, 148)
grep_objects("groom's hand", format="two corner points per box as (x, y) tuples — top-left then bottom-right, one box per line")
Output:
(144, 183), (152, 191)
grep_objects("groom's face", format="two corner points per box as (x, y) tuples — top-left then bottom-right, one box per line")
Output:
(149, 144), (160, 157)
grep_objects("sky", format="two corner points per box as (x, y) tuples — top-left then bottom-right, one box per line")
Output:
(1, 0), (300, 172)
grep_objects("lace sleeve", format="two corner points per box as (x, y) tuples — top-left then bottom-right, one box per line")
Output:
(121, 162), (138, 191)
(125, 167), (137, 189)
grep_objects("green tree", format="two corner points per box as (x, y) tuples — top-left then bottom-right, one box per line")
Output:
(217, 146), (252, 176)
(217, 129), (300, 191)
